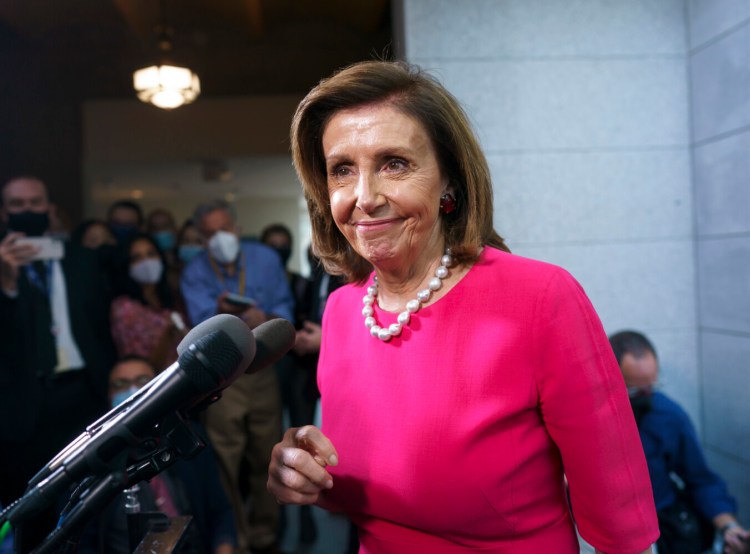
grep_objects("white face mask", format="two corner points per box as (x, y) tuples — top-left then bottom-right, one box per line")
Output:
(129, 258), (164, 284)
(208, 231), (240, 264)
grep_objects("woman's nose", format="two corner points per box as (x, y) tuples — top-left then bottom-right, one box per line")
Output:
(354, 173), (384, 214)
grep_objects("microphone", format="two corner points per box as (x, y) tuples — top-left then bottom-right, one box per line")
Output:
(9, 314), (255, 525)
(244, 318), (296, 374)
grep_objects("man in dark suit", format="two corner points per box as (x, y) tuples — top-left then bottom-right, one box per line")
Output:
(0, 176), (115, 551)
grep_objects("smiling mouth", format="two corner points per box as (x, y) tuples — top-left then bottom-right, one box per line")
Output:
(354, 219), (400, 233)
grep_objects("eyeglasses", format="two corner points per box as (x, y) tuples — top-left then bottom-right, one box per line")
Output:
(109, 375), (152, 391)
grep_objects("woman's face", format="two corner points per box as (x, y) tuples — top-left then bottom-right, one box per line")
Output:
(322, 102), (449, 272)
(129, 238), (160, 265)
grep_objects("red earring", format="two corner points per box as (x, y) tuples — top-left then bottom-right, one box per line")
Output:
(439, 193), (457, 214)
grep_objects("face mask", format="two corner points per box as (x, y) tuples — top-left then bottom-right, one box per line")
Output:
(7, 211), (50, 236)
(111, 386), (139, 408)
(152, 231), (176, 252)
(272, 246), (292, 267)
(110, 223), (138, 244)
(629, 394), (653, 424)
(129, 258), (164, 285)
(178, 244), (204, 263)
(208, 231), (240, 264)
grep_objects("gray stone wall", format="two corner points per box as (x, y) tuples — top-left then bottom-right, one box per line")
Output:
(688, 0), (750, 520)
(396, 0), (749, 518)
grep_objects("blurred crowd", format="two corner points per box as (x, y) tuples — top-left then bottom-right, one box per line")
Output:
(0, 176), (342, 554)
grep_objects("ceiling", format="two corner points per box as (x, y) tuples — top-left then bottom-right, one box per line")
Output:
(0, 0), (394, 98)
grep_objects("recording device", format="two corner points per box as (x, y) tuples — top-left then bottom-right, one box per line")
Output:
(17, 237), (64, 261)
(4, 315), (296, 527)
(224, 292), (257, 307)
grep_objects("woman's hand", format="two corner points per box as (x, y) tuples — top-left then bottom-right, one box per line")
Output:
(267, 425), (338, 505)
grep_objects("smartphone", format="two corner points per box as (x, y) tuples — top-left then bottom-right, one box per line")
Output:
(224, 293), (257, 307)
(17, 237), (64, 261)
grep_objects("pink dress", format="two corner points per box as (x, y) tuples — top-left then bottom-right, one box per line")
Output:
(318, 247), (658, 554)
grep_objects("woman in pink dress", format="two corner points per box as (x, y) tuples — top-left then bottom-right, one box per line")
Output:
(110, 233), (188, 370)
(267, 60), (659, 554)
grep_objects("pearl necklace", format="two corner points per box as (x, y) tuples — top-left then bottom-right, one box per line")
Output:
(362, 248), (454, 341)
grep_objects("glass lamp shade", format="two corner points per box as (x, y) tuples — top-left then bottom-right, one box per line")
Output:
(133, 64), (201, 109)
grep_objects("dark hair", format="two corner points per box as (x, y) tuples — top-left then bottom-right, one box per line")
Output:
(146, 208), (177, 233)
(107, 200), (144, 227)
(114, 232), (175, 309)
(608, 330), (658, 365)
(291, 59), (510, 283)
(260, 223), (293, 248)
(70, 218), (111, 246)
(1, 175), (48, 207)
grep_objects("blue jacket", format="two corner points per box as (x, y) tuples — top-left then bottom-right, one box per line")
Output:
(639, 392), (736, 519)
(180, 240), (293, 325)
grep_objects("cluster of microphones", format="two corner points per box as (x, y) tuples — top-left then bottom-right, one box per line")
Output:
(0, 314), (296, 554)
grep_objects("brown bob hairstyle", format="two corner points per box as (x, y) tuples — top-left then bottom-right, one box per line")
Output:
(291, 60), (509, 283)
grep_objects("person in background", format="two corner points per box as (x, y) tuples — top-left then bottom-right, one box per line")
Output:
(181, 200), (293, 554)
(46, 202), (71, 240)
(0, 176), (116, 551)
(110, 232), (188, 370)
(70, 218), (119, 285)
(146, 208), (178, 252)
(79, 356), (237, 554)
(175, 218), (206, 267)
(609, 330), (749, 554)
(146, 207), (178, 265)
(260, 224), (313, 425)
(260, 224), (319, 547)
(292, 245), (345, 373)
(106, 199), (144, 246)
(71, 218), (116, 251)
(267, 60), (659, 554)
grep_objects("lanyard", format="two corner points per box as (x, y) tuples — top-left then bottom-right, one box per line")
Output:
(208, 253), (246, 296)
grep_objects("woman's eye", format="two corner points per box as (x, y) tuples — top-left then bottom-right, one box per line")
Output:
(385, 159), (407, 171)
(330, 166), (351, 178)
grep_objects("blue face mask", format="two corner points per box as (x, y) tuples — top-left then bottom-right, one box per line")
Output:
(111, 386), (140, 409)
(152, 231), (176, 252)
(178, 244), (205, 263)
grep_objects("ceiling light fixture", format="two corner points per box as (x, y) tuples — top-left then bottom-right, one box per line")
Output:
(133, 0), (200, 110)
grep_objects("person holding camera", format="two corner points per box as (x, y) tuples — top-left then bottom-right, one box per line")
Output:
(0, 176), (116, 550)
(180, 199), (294, 554)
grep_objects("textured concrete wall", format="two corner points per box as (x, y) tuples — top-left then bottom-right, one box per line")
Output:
(688, 0), (750, 521)
(396, 0), (700, 424)
(397, 0), (750, 520)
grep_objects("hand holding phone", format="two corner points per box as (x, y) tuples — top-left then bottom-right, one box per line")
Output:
(224, 293), (257, 307)
(16, 237), (64, 261)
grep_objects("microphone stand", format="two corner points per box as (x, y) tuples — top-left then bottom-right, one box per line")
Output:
(30, 472), (123, 554)
(26, 415), (205, 554)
